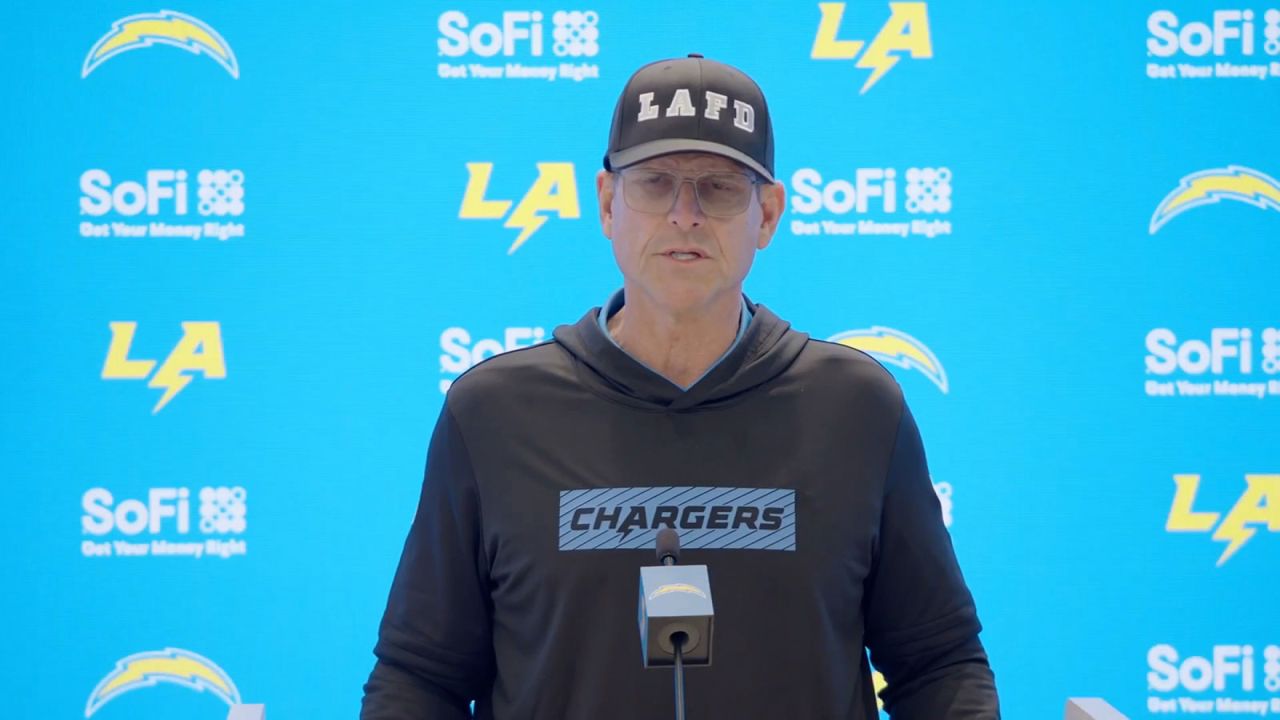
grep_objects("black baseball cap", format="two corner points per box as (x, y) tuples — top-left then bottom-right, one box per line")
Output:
(603, 54), (775, 182)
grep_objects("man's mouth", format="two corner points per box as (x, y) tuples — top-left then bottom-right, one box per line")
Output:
(664, 249), (706, 261)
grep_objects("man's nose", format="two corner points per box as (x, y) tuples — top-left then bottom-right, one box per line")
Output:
(667, 180), (705, 231)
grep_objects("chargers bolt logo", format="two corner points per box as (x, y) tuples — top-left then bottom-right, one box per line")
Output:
(1150, 165), (1280, 234)
(648, 583), (709, 600)
(829, 326), (949, 393)
(83, 10), (239, 78)
(85, 648), (240, 717)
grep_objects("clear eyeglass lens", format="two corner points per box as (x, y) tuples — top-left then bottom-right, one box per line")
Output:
(623, 170), (753, 216)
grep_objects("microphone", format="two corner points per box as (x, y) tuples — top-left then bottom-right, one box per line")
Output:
(656, 527), (680, 566)
(638, 530), (715, 720)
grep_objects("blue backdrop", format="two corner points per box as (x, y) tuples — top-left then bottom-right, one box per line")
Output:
(3, 2), (1278, 718)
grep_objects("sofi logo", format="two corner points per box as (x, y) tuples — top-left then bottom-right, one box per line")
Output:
(810, 2), (933, 93)
(79, 169), (247, 241)
(80, 487), (248, 560)
(1166, 474), (1280, 566)
(459, 163), (580, 253)
(1144, 328), (1280, 399)
(82, 487), (246, 536)
(436, 10), (601, 81)
(1147, 644), (1280, 700)
(80, 169), (245, 217)
(1146, 328), (1279, 375)
(439, 326), (548, 393)
(1147, 10), (1280, 57)
(102, 321), (227, 413)
(789, 167), (952, 238)
(1146, 11), (1280, 80)
(438, 10), (599, 58)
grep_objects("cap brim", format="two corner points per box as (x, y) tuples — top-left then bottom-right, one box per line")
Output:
(607, 139), (774, 183)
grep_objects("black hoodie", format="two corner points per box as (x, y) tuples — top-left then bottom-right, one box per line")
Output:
(362, 302), (1000, 719)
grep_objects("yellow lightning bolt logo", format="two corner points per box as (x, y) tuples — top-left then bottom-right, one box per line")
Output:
(1212, 474), (1280, 567)
(83, 10), (239, 78)
(1166, 474), (1280, 567)
(149, 322), (226, 413)
(811, 3), (933, 94)
(460, 163), (581, 254)
(1214, 513), (1259, 567)
(853, 37), (902, 95)
(829, 326), (949, 393)
(85, 647), (241, 717)
(148, 354), (195, 413)
(102, 321), (227, 413)
(855, 3), (933, 94)
(504, 197), (554, 255)
(1149, 165), (1280, 234)
(648, 583), (709, 600)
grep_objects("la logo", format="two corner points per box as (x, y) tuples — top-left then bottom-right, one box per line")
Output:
(102, 321), (227, 413)
(459, 162), (581, 254)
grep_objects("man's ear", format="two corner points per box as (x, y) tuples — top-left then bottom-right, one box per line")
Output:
(756, 180), (786, 250)
(596, 169), (615, 239)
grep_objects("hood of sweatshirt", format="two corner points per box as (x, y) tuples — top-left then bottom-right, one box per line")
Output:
(552, 298), (809, 412)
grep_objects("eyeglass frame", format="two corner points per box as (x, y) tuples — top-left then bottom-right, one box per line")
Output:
(612, 166), (768, 218)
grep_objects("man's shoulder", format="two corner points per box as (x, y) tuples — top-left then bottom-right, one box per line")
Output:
(444, 340), (574, 414)
(791, 336), (905, 408)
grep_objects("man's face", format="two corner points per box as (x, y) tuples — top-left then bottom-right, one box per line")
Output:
(596, 152), (785, 314)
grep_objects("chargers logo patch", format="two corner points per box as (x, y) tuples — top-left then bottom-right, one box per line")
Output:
(648, 583), (709, 600)
(85, 647), (240, 717)
(83, 10), (239, 78)
(559, 487), (796, 551)
(829, 326), (949, 393)
(1149, 165), (1280, 234)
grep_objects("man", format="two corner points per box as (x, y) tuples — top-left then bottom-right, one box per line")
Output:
(362, 55), (999, 719)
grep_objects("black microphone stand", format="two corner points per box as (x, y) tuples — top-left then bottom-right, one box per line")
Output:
(672, 631), (687, 720)
(655, 529), (691, 720)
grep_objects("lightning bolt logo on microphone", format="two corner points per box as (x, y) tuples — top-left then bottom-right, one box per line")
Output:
(84, 648), (241, 717)
(82, 10), (239, 78)
(1149, 166), (1280, 234)
(649, 583), (709, 600)
(829, 326), (948, 393)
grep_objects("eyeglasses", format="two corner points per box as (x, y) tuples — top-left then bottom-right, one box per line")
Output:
(618, 168), (761, 217)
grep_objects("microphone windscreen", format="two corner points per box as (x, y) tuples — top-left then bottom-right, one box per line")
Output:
(656, 528), (681, 564)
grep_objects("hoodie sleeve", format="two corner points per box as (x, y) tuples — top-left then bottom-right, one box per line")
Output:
(361, 402), (495, 719)
(863, 402), (1000, 719)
